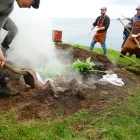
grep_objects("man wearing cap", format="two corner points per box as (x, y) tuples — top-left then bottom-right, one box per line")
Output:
(89, 7), (110, 55)
(122, 6), (140, 58)
(0, 0), (40, 96)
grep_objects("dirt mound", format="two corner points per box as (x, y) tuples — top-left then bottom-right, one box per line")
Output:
(55, 43), (112, 68)
(0, 43), (139, 121)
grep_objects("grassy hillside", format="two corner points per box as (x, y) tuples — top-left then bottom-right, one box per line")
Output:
(0, 44), (140, 140)
(74, 44), (140, 74)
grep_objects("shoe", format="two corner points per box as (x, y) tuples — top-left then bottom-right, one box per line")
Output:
(0, 86), (20, 96)
(120, 54), (124, 58)
(136, 55), (140, 59)
(120, 54), (125, 58)
(129, 53), (133, 57)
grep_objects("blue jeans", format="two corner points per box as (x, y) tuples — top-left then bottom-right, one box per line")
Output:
(90, 36), (107, 55)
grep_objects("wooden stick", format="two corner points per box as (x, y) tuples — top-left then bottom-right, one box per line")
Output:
(120, 54), (140, 64)
(117, 18), (140, 48)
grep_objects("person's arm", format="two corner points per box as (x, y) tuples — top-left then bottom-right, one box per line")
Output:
(93, 16), (100, 27)
(89, 17), (100, 34)
(131, 33), (140, 38)
(89, 25), (94, 34)
(0, 29), (5, 68)
(122, 15), (133, 21)
(137, 33), (140, 37)
(97, 26), (105, 31)
(126, 17), (133, 21)
(0, 48), (5, 68)
(90, 25), (94, 32)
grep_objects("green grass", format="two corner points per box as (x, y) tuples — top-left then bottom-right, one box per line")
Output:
(74, 44), (140, 62)
(0, 88), (140, 139)
(73, 44), (140, 73)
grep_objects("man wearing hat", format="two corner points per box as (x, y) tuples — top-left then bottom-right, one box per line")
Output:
(89, 7), (110, 55)
(122, 5), (140, 58)
(0, 0), (40, 96)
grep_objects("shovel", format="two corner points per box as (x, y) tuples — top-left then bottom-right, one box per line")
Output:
(4, 63), (35, 88)
(120, 54), (140, 64)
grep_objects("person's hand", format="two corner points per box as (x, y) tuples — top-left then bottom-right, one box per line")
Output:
(89, 30), (92, 35)
(121, 14), (126, 19)
(0, 49), (5, 68)
(131, 34), (138, 38)
(94, 28), (99, 33)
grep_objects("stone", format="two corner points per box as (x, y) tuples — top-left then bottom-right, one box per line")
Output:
(78, 83), (89, 89)
(53, 77), (68, 88)
(43, 80), (59, 98)
(77, 88), (87, 99)
(56, 87), (69, 93)
(67, 78), (79, 90)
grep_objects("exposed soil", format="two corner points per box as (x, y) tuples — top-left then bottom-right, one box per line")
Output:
(55, 43), (112, 68)
(0, 43), (139, 121)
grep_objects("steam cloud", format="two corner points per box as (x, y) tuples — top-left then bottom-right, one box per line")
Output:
(5, 6), (54, 70)
(1, 4), (83, 82)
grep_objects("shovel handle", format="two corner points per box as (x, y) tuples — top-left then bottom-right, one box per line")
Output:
(120, 54), (140, 64)
(117, 18), (140, 48)
(4, 63), (28, 75)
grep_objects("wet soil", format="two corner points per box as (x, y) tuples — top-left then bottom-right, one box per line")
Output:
(0, 43), (139, 121)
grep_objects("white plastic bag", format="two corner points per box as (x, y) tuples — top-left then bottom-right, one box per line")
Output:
(99, 74), (124, 86)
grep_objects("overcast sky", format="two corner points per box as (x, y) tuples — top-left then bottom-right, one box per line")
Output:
(13, 0), (140, 19)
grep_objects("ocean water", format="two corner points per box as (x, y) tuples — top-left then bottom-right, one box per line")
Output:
(51, 18), (129, 51)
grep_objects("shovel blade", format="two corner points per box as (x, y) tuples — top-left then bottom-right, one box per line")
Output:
(23, 73), (35, 88)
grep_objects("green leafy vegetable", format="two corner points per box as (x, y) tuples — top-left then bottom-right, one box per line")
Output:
(73, 57), (108, 74)
(73, 57), (95, 72)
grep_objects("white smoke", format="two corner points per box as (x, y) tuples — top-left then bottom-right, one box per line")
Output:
(5, 3), (55, 70)
(1, 2), (83, 82)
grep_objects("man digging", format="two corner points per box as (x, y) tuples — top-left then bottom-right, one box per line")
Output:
(0, 0), (40, 96)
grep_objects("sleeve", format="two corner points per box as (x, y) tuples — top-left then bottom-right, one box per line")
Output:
(104, 16), (110, 31)
(123, 28), (127, 37)
(93, 16), (100, 27)
(0, 29), (1, 48)
(132, 14), (137, 23)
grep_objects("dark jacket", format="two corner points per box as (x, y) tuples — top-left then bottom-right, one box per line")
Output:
(0, 0), (14, 14)
(123, 23), (132, 39)
(121, 22), (132, 48)
(93, 15), (110, 31)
